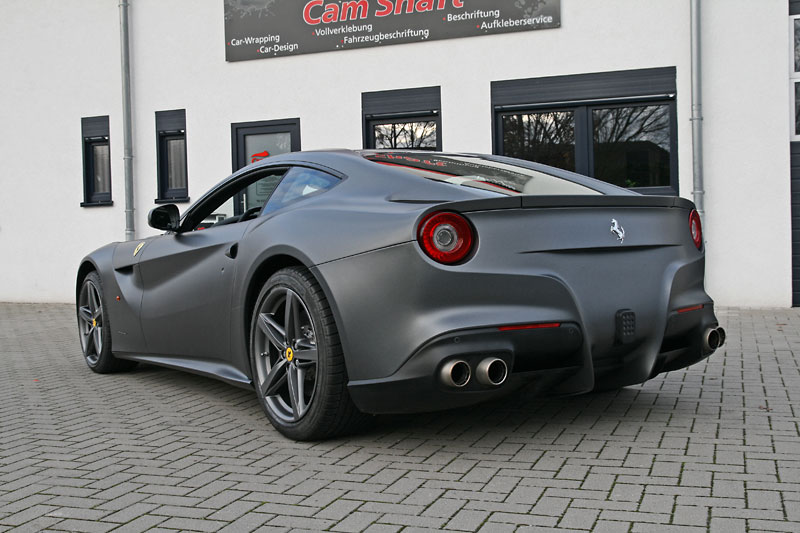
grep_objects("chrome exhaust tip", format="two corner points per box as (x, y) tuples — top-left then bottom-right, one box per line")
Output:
(716, 327), (726, 347)
(702, 327), (722, 352)
(441, 360), (471, 388)
(475, 357), (508, 386)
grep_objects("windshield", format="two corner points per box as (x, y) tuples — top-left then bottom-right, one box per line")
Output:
(362, 151), (601, 196)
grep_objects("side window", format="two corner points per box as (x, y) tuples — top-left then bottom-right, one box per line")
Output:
(189, 171), (284, 230)
(263, 167), (339, 214)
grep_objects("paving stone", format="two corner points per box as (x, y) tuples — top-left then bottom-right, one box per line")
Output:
(45, 518), (117, 532)
(362, 525), (401, 533)
(557, 507), (599, 529)
(157, 517), (227, 532)
(443, 509), (489, 531)
(420, 498), (465, 518)
(708, 517), (747, 533)
(672, 505), (708, 526)
(329, 511), (382, 532)
(106, 518), (163, 533)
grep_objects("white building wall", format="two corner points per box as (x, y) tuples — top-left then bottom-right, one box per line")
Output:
(0, 0), (123, 302)
(0, 0), (791, 305)
(702, 0), (792, 307)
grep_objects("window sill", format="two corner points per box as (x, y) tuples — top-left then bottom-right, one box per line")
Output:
(80, 200), (114, 207)
(154, 197), (190, 204)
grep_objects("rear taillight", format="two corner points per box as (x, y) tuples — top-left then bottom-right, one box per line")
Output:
(689, 209), (702, 250)
(417, 211), (475, 264)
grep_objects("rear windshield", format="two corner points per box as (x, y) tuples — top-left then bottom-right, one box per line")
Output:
(362, 151), (601, 196)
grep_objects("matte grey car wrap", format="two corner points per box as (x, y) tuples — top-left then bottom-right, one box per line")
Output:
(76, 150), (723, 439)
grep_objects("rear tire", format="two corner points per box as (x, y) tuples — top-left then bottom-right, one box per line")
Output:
(250, 267), (368, 440)
(77, 271), (137, 373)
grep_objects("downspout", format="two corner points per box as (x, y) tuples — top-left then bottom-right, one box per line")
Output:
(119, 0), (135, 241)
(690, 0), (704, 218)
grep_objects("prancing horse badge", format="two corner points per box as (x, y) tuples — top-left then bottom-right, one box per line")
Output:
(610, 219), (625, 244)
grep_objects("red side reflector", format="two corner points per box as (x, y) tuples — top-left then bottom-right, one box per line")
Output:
(498, 322), (561, 331)
(677, 304), (704, 314)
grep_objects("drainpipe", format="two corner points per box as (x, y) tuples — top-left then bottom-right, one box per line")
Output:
(119, 0), (135, 241)
(690, 0), (704, 218)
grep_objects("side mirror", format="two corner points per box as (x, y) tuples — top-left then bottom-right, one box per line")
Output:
(148, 204), (180, 232)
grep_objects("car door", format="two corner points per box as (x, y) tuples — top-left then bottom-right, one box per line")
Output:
(137, 169), (283, 361)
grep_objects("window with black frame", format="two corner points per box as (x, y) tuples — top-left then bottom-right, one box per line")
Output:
(81, 116), (112, 206)
(369, 115), (439, 150)
(493, 68), (678, 195)
(362, 87), (442, 151)
(155, 109), (189, 203)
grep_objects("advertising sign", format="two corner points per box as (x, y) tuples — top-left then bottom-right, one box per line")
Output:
(224, 0), (560, 62)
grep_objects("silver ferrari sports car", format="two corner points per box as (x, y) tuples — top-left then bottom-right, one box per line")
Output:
(76, 150), (724, 440)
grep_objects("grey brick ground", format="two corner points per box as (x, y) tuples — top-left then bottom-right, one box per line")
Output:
(1, 304), (800, 532)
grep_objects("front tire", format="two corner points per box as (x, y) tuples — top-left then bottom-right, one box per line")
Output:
(77, 271), (137, 373)
(250, 267), (366, 440)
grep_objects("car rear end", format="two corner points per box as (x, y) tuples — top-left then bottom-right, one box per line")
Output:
(443, 195), (720, 390)
(318, 152), (723, 414)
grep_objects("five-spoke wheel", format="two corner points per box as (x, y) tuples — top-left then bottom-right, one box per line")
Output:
(76, 271), (136, 373)
(78, 275), (104, 366)
(250, 267), (366, 440)
(253, 287), (319, 422)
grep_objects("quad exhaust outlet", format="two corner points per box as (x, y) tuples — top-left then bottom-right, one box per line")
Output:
(702, 326), (726, 352)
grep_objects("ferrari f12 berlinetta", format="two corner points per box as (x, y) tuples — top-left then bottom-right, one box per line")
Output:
(77, 150), (724, 440)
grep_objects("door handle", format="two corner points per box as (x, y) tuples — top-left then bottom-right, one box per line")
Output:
(225, 243), (238, 259)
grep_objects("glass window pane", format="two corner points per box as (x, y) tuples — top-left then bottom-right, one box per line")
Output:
(795, 20), (800, 73)
(592, 105), (671, 188)
(166, 137), (186, 190)
(244, 132), (292, 164)
(264, 167), (339, 214)
(501, 111), (576, 171)
(197, 172), (285, 229)
(796, 83), (800, 135)
(244, 174), (282, 211)
(363, 152), (599, 196)
(92, 143), (110, 194)
(373, 121), (437, 150)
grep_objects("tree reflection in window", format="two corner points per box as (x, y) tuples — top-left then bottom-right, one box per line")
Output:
(592, 105), (670, 188)
(795, 19), (800, 73)
(373, 121), (437, 150)
(501, 111), (576, 171)
(796, 83), (800, 135)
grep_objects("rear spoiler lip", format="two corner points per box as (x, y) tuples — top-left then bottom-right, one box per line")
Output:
(440, 195), (695, 213)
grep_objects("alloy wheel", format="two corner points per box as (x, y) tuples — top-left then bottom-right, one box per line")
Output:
(253, 287), (319, 423)
(78, 280), (104, 365)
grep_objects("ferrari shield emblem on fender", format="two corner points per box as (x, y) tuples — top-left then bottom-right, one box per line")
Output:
(610, 219), (625, 244)
(133, 242), (145, 257)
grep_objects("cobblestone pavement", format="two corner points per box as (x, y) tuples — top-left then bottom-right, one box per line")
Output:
(1, 304), (799, 532)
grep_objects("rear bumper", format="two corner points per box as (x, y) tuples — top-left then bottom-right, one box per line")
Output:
(347, 304), (721, 415)
(348, 323), (586, 414)
(314, 238), (719, 415)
